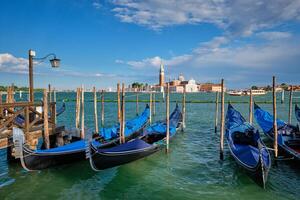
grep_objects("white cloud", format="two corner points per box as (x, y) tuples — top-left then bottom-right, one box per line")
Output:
(92, 0), (102, 9)
(256, 31), (292, 40)
(109, 0), (300, 35)
(0, 53), (28, 73)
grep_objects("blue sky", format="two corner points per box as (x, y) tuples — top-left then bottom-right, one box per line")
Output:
(1, 0), (300, 90)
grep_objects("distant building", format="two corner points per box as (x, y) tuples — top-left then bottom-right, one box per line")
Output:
(199, 83), (225, 92)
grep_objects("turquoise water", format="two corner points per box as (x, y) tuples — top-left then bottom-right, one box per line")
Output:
(1, 92), (300, 199)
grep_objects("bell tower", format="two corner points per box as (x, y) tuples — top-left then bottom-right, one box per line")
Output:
(159, 62), (165, 86)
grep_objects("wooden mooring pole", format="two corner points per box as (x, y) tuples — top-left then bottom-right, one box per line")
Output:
(288, 86), (293, 124)
(136, 93), (139, 116)
(281, 90), (284, 104)
(149, 92), (152, 124)
(93, 86), (99, 134)
(101, 90), (105, 127)
(182, 86), (186, 131)
(75, 88), (81, 129)
(48, 84), (52, 103)
(53, 88), (56, 102)
(121, 83), (126, 144)
(220, 79), (225, 160)
(166, 83), (170, 153)
(273, 76), (278, 158)
(117, 83), (121, 122)
(153, 93), (156, 116)
(214, 91), (219, 133)
(249, 89), (253, 125)
(81, 85), (85, 139)
(43, 89), (50, 149)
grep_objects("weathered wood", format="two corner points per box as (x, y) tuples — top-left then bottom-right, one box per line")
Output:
(249, 89), (253, 125)
(281, 90), (284, 104)
(51, 102), (56, 132)
(117, 83), (121, 122)
(288, 86), (293, 124)
(149, 92), (152, 124)
(53, 88), (56, 102)
(214, 91), (219, 133)
(0, 92), (3, 117)
(43, 89), (50, 149)
(0, 101), (42, 108)
(153, 93), (156, 116)
(29, 50), (34, 102)
(81, 85), (85, 139)
(220, 79), (225, 160)
(136, 93), (139, 116)
(182, 86), (186, 131)
(48, 84), (52, 103)
(273, 76), (278, 158)
(101, 90), (105, 127)
(122, 83), (126, 143)
(166, 83), (170, 153)
(93, 87), (99, 133)
(75, 88), (81, 129)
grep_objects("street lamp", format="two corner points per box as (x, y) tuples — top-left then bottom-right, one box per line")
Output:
(28, 49), (60, 102)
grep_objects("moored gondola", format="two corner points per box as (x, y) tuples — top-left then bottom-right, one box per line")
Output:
(87, 104), (182, 171)
(13, 105), (150, 171)
(226, 104), (271, 188)
(254, 103), (300, 160)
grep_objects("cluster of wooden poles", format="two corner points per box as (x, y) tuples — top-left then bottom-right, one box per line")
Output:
(73, 82), (186, 151)
(216, 76), (295, 160)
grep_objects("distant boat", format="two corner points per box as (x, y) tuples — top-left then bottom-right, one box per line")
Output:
(225, 104), (271, 188)
(295, 104), (300, 122)
(87, 104), (182, 171)
(254, 103), (300, 160)
(227, 90), (244, 96)
(13, 105), (150, 171)
(246, 89), (267, 96)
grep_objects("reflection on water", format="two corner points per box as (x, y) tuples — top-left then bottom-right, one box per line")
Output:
(0, 92), (300, 199)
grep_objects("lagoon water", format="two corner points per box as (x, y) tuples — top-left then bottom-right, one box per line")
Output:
(0, 92), (300, 199)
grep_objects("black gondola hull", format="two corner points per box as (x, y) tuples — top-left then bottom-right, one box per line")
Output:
(90, 145), (160, 170)
(21, 147), (86, 170)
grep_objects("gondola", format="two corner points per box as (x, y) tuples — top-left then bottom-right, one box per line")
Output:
(295, 104), (300, 122)
(254, 103), (300, 160)
(226, 104), (271, 188)
(12, 105), (150, 171)
(87, 104), (183, 171)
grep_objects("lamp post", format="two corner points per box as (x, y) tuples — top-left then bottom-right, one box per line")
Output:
(28, 49), (60, 102)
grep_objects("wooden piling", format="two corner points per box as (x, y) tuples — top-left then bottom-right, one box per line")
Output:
(249, 89), (253, 125)
(53, 88), (56, 102)
(214, 91), (219, 133)
(75, 88), (81, 129)
(288, 86), (293, 124)
(117, 83), (121, 122)
(272, 76), (278, 158)
(166, 83), (170, 153)
(43, 89), (50, 149)
(93, 87), (99, 134)
(220, 79), (225, 160)
(81, 85), (85, 139)
(149, 92), (152, 124)
(48, 84), (52, 103)
(136, 93), (139, 116)
(121, 83), (126, 143)
(51, 102), (56, 131)
(182, 86), (186, 131)
(281, 90), (284, 104)
(153, 93), (156, 116)
(101, 90), (105, 127)
(0, 92), (2, 117)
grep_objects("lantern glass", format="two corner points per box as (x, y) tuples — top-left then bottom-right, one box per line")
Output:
(50, 58), (60, 68)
